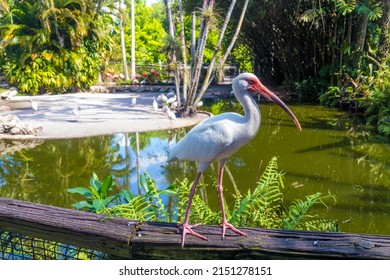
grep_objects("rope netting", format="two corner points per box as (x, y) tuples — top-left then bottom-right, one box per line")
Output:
(0, 229), (110, 260)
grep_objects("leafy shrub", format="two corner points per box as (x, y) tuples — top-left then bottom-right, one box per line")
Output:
(361, 59), (390, 136)
(0, 1), (111, 95)
(67, 173), (120, 212)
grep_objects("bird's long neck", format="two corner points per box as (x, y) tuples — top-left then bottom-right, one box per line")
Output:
(237, 92), (261, 137)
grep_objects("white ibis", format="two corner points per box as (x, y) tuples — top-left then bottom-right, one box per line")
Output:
(157, 93), (168, 104)
(167, 108), (176, 122)
(163, 105), (176, 128)
(131, 96), (137, 106)
(170, 101), (178, 110)
(168, 73), (301, 247)
(196, 100), (203, 111)
(72, 106), (81, 122)
(153, 97), (158, 112)
(166, 94), (177, 106)
(30, 100), (38, 113)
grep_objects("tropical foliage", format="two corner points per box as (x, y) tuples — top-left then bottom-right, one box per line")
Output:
(0, 0), (113, 94)
(112, 1), (167, 67)
(236, 0), (389, 135)
(67, 173), (119, 212)
(69, 157), (342, 232)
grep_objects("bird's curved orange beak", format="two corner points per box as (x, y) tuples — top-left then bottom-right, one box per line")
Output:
(250, 82), (302, 132)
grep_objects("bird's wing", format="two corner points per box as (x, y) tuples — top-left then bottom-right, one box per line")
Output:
(168, 114), (241, 163)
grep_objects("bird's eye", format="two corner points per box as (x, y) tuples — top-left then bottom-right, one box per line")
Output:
(248, 79), (255, 84)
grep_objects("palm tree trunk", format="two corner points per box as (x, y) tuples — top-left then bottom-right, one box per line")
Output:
(119, 1), (129, 81)
(130, 0), (136, 80)
(379, 0), (390, 56)
(193, 0), (237, 106)
(194, 0), (249, 107)
(357, 13), (368, 52)
(187, 0), (215, 109)
(178, 0), (187, 106)
(191, 12), (196, 65)
(165, 0), (180, 100)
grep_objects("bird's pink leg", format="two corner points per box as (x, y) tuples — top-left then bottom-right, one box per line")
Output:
(217, 166), (248, 239)
(178, 172), (208, 248)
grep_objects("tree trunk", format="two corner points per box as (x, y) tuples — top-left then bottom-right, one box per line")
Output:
(119, 1), (129, 81)
(379, 0), (390, 57)
(178, 0), (188, 106)
(191, 12), (196, 65)
(357, 13), (368, 52)
(130, 0), (136, 80)
(194, 0), (249, 107)
(193, 0), (237, 106)
(186, 0), (215, 110)
(165, 0), (181, 101)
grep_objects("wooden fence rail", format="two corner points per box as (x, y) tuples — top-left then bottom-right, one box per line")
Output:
(0, 197), (389, 259)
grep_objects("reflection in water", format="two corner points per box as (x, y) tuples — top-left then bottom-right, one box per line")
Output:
(0, 104), (389, 235)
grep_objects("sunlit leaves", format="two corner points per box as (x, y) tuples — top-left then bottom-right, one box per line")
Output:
(355, 1), (383, 20)
(0, 0), (113, 94)
(335, 0), (356, 15)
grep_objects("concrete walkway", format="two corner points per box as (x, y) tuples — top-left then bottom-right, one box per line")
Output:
(0, 92), (210, 139)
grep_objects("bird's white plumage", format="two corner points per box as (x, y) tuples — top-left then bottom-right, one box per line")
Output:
(170, 101), (178, 110)
(153, 97), (158, 112)
(157, 93), (167, 103)
(30, 100), (38, 113)
(168, 73), (262, 173)
(72, 106), (81, 121)
(168, 112), (256, 171)
(167, 107), (176, 121)
(166, 94), (177, 105)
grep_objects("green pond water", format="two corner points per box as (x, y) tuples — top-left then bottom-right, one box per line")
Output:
(0, 102), (389, 235)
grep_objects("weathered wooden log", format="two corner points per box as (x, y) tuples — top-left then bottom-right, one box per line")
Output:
(0, 197), (389, 259)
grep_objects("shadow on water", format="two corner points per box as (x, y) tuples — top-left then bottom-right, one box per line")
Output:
(0, 102), (389, 235)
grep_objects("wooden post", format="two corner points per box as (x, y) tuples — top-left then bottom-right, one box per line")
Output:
(1, 198), (389, 259)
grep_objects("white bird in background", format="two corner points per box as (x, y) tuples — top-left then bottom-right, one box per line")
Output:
(30, 99), (38, 114)
(153, 97), (158, 112)
(168, 73), (302, 248)
(131, 96), (137, 106)
(166, 94), (177, 106)
(157, 93), (168, 104)
(72, 106), (81, 122)
(170, 101), (178, 110)
(196, 100), (203, 111)
(161, 105), (169, 113)
(167, 108), (176, 122)
(163, 105), (176, 128)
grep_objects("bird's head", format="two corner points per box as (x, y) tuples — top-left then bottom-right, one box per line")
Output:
(233, 73), (302, 132)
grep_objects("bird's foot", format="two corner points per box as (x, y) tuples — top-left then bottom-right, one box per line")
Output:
(178, 223), (208, 248)
(221, 221), (248, 239)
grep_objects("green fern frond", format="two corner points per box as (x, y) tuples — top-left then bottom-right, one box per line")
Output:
(105, 195), (155, 222)
(174, 177), (220, 225)
(301, 218), (345, 232)
(230, 157), (285, 228)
